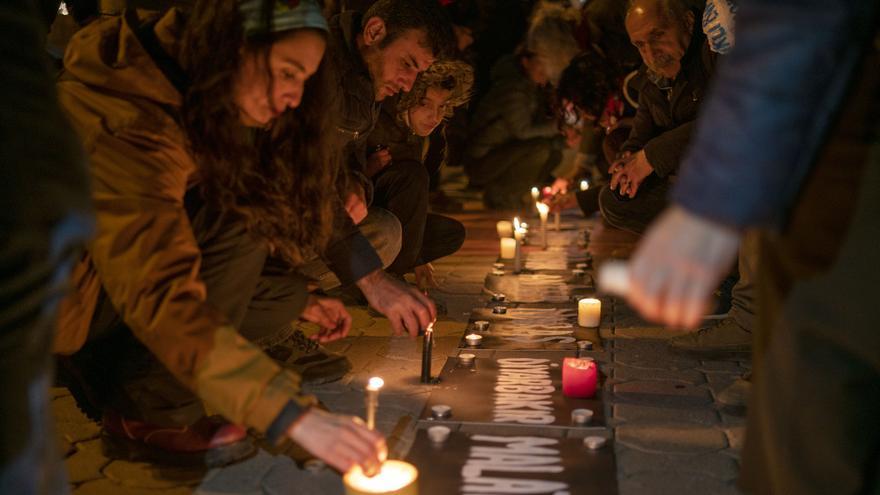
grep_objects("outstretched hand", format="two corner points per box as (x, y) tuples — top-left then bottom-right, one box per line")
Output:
(356, 270), (436, 337)
(626, 206), (741, 328)
(287, 408), (387, 474)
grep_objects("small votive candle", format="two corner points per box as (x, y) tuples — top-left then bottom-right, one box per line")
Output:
(344, 460), (419, 495)
(583, 436), (607, 450)
(491, 293), (506, 302)
(572, 268), (585, 277)
(571, 408), (594, 425)
(576, 262), (588, 270)
(577, 340), (594, 352)
(500, 238), (517, 259)
(562, 357), (598, 399)
(458, 353), (475, 366)
(473, 320), (489, 331)
(427, 425), (451, 443)
(496, 220), (513, 238)
(578, 298), (601, 327)
(431, 404), (452, 419)
(492, 306), (507, 315)
(492, 262), (505, 270)
(465, 333), (482, 347)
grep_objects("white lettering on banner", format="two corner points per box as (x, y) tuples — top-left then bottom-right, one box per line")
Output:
(493, 359), (557, 424)
(462, 436), (570, 495)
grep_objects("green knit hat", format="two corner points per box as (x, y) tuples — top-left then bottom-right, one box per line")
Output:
(239, 0), (328, 37)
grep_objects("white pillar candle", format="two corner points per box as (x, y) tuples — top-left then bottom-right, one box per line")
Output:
(536, 202), (550, 248)
(500, 238), (517, 259)
(578, 298), (601, 327)
(496, 220), (513, 238)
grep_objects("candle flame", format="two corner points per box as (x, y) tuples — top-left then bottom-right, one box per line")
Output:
(536, 202), (550, 215)
(531, 186), (539, 195)
(513, 217), (520, 229)
(580, 179), (590, 191)
(344, 460), (418, 493)
(367, 376), (385, 391)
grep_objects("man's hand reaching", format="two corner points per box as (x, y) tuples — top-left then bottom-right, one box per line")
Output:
(356, 270), (436, 337)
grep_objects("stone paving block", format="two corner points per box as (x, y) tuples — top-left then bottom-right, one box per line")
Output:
(52, 395), (101, 443)
(613, 339), (700, 371)
(65, 439), (110, 484)
(103, 460), (204, 489)
(612, 364), (707, 385)
(198, 450), (276, 494)
(725, 426), (747, 452)
(618, 471), (740, 495)
(259, 456), (345, 495)
(698, 360), (745, 373)
(616, 424), (727, 455)
(613, 403), (720, 427)
(613, 380), (713, 408)
(720, 411), (748, 427)
(75, 479), (193, 495)
(615, 446), (739, 480)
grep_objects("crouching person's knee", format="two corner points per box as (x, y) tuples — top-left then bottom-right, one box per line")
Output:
(357, 207), (402, 269)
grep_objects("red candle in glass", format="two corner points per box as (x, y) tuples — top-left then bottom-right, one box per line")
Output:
(562, 357), (598, 398)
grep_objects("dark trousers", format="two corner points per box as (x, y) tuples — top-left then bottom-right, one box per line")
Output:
(65, 193), (309, 427)
(466, 137), (561, 210)
(741, 49), (880, 494)
(372, 159), (466, 275)
(597, 175), (671, 235)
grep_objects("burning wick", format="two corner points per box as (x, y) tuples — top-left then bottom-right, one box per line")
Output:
(365, 376), (384, 431)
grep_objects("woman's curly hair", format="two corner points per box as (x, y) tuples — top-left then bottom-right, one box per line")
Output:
(178, 0), (339, 266)
(397, 59), (474, 119)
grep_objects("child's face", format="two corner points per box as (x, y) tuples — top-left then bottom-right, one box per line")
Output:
(407, 86), (452, 137)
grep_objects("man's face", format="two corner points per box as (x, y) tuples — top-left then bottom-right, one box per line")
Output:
(408, 86), (452, 137)
(625, 7), (693, 79)
(363, 25), (436, 101)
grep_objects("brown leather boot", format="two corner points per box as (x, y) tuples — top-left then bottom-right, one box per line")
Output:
(101, 411), (256, 468)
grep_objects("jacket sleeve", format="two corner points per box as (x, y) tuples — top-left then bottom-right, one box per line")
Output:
(82, 125), (316, 436)
(323, 195), (383, 285)
(620, 90), (657, 154)
(643, 120), (695, 177)
(672, 0), (876, 228)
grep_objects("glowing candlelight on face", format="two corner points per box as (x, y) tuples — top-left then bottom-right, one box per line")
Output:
(344, 460), (419, 495)
(365, 377), (384, 430)
(580, 179), (590, 191)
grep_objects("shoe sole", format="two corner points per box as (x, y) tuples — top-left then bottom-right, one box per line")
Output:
(101, 431), (257, 468)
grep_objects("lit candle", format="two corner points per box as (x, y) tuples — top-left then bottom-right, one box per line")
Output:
(458, 353), (475, 366)
(513, 238), (522, 274)
(465, 333), (482, 347)
(344, 460), (419, 495)
(365, 377), (384, 431)
(562, 357), (598, 398)
(513, 218), (527, 243)
(496, 220), (513, 238)
(530, 186), (540, 202)
(598, 260), (630, 296)
(580, 179), (590, 191)
(578, 298), (601, 327)
(500, 238), (517, 259)
(536, 202), (549, 249)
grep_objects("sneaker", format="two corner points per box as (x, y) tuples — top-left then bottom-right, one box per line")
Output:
(263, 328), (352, 385)
(717, 372), (751, 412)
(667, 317), (751, 359)
(101, 411), (255, 467)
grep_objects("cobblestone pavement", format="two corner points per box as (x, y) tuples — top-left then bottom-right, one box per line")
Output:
(53, 200), (748, 494)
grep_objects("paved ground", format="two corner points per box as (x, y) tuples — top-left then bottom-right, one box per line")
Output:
(52, 179), (749, 494)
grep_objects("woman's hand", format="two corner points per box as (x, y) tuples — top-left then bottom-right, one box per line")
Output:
(287, 408), (387, 474)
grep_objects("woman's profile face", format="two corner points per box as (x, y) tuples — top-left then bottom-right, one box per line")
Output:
(234, 29), (326, 127)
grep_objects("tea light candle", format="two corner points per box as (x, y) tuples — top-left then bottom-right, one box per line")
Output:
(580, 179), (590, 191)
(598, 260), (630, 296)
(492, 306), (507, 314)
(365, 377), (384, 431)
(427, 425), (451, 443)
(465, 333), (482, 347)
(491, 268), (505, 276)
(562, 357), (598, 399)
(500, 238), (517, 259)
(490, 293), (506, 302)
(492, 262), (505, 270)
(571, 268), (585, 277)
(473, 320), (489, 331)
(536, 202), (550, 248)
(576, 340), (594, 352)
(578, 298), (601, 327)
(571, 408), (594, 425)
(431, 404), (452, 419)
(344, 460), (418, 495)
(458, 353), (475, 366)
(583, 436), (607, 450)
(576, 262), (588, 270)
(496, 220), (513, 238)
